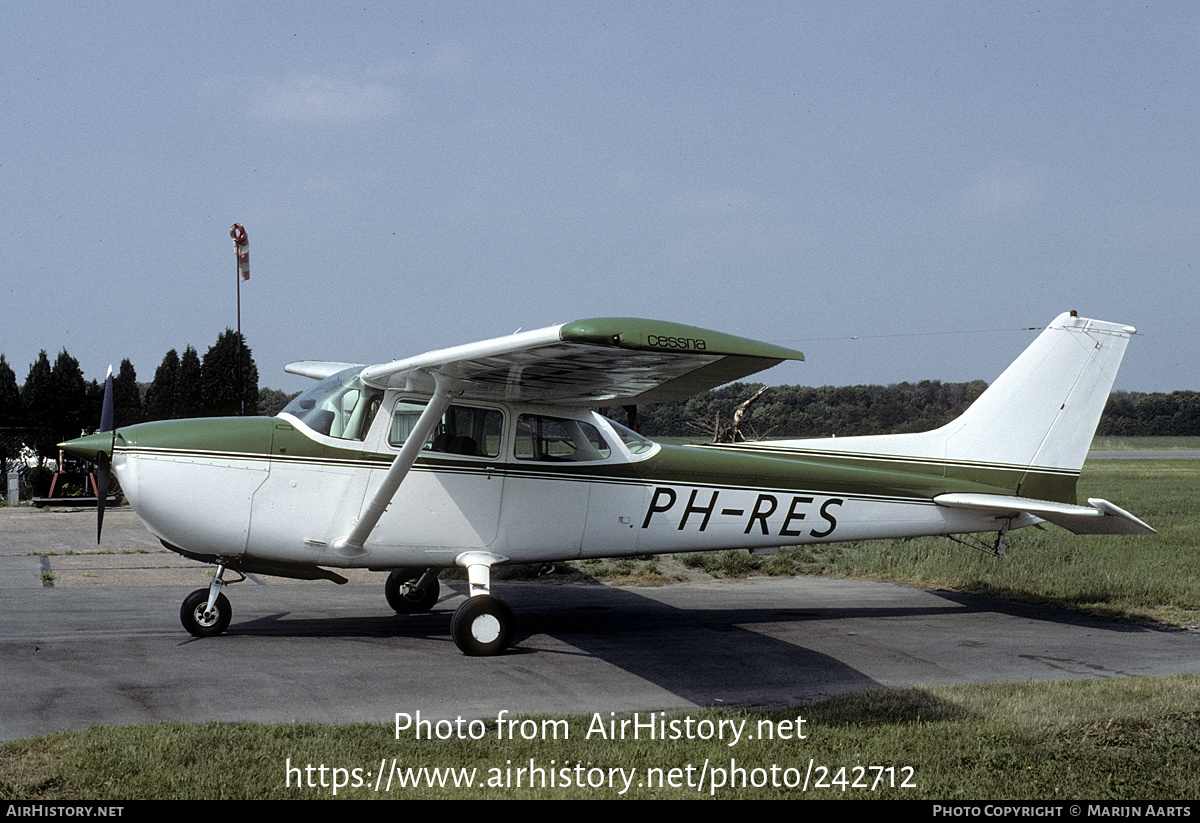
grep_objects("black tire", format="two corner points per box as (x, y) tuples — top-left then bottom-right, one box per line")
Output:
(180, 588), (232, 638)
(385, 568), (440, 614)
(451, 595), (514, 656)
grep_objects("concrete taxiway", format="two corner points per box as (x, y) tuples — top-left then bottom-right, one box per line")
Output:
(3, 507), (1198, 742)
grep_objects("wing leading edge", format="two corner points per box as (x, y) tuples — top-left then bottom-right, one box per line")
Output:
(356, 318), (805, 405)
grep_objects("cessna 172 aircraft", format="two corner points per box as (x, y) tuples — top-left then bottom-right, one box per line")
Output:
(62, 311), (1153, 655)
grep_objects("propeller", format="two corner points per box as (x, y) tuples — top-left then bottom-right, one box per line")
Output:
(96, 365), (115, 543)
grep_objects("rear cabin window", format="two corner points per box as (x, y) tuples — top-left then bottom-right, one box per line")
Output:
(514, 414), (611, 462)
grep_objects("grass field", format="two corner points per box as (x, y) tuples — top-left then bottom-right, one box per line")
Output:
(4, 676), (1198, 800)
(1089, 436), (1200, 450)
(3, 450), (1197, 800)
(783, 458), (1200, 628)
(599, 457), (1200, 629)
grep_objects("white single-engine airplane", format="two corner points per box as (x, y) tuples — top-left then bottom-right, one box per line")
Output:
(62, 311), (1154, 655)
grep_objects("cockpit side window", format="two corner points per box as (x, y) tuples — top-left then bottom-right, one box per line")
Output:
(389, 400), (503, 458)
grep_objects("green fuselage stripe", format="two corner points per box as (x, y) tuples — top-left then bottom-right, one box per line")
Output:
(98, 415), (1077, 505)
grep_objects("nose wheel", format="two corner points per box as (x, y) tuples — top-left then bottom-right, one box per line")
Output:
(181, 588), (232, 637)
(180, 562), (234, 637)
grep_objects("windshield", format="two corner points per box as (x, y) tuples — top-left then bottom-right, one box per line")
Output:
(604, 418), (656, 455)
(281, 367), (383, 441)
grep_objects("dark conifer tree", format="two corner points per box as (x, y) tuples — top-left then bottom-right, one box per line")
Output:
(48, 349), (88, 448)
(0, 355), (22, 477)
(113, 358), (142, 425)
(177, 345), (204, 419)
(201, 329), (258, 416)
(21, 351), (53, 461)
(144, 349), (180, 421)
(0, 355), (21, 428)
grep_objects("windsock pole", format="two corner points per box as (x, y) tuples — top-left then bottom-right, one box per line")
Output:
(230, 224), (249, 415)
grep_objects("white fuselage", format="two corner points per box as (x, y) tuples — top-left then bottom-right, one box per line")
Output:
(113, 392), (1015, 576)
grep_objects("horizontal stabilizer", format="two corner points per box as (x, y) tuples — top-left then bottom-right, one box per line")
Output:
(934, 493), (1156, 535)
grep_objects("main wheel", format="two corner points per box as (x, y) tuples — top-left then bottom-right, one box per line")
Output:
(451, 595), (515, 656)
(180, 588), (232, 638)
(385, 568), (440, 613)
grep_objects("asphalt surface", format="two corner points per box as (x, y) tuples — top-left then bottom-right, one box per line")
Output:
(2, 506), (1198, 743)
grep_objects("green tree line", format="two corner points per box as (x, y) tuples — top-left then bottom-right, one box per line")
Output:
(620, 382), (1200, 441)
(623, 379), (990, 439)
(3, 340), (1196, 472)
(0, 329), (263, 465)
(1095, 390), (1200, 437)
(614, 379), (990, 439)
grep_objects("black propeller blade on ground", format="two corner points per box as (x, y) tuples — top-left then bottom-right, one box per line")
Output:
(96, 365), (114, 544)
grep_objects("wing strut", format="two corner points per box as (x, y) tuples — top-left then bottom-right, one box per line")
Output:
(332, 372), (465, 556)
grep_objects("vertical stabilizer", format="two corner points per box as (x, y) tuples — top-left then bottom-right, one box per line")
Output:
(939, 312), (1134, 474)
(761, 313), (1136, 502)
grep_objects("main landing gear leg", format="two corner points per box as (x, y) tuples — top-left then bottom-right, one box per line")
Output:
(451, 553), (514, 657)
(180, 562), (233, 638)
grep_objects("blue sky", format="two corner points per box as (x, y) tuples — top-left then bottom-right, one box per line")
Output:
(3, 2), (1196, 395)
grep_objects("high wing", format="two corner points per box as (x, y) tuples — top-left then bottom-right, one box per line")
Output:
(349, 318), (805, 405)
(293, 318), (803, 560)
